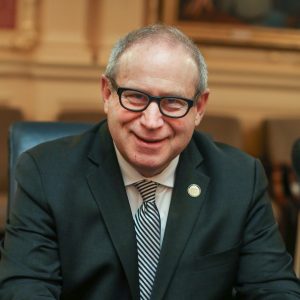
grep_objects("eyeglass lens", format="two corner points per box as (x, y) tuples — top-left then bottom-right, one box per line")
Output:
(120, 89), (190, 118)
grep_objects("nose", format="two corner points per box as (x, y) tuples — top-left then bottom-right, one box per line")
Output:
(140, 102), (164, 129)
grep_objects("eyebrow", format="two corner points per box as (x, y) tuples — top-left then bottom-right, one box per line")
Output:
(119, 85), (193, 100)
(109, 77), (195, 99)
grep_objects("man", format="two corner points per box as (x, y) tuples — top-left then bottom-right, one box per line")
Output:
(0, 24), (299, 299)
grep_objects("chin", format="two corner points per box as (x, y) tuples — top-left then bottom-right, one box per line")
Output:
(133, 159), (167, 177)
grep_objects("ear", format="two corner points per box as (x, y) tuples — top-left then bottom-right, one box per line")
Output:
(101, 75), (113, 114)
(194, 89), (209, 126)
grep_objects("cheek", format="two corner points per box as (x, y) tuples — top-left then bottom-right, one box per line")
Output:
(107, 105), (141, 130)
(168, 119), (195, 147)
(174, 117), (195, 133)
(106, 100), (124, 120)
(181, 120), (196, 140)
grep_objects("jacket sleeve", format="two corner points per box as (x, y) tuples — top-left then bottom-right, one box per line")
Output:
(235, 159), (300, 299)
(0, 152), (61, 299)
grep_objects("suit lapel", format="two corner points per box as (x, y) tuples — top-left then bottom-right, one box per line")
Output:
(152, 138), (210, 300)
(85, 123), (139, 300)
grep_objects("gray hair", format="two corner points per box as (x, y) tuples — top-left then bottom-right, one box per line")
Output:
(104, 24), (208, 95)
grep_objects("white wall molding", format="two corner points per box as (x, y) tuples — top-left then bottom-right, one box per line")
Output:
(0, 60), (103, 81)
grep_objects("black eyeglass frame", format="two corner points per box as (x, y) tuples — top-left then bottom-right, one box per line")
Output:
(108, 77), (199, 119)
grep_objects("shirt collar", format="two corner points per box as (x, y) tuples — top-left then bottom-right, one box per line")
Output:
(114, 143), (179, 188)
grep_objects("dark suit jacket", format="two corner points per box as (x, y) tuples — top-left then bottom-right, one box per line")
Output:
(0, 121), (299, 299)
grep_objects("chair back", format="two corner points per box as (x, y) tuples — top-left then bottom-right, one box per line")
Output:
(263, 118), (300, 262)
(291, 138), (300, 277)
(0, 107), (23, 232)
(264, 118), (300, 165)
(196, 114), (243, 149)
(292, 139), (300, 180)
(8, 121), (93, 214)
(0, 107), (24, 193)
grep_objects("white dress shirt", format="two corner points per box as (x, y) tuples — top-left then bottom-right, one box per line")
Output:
(114, 145), (179, 245)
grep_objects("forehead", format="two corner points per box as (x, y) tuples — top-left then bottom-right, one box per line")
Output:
(115, 40), (199, 94)
(118, 38), (195, 68)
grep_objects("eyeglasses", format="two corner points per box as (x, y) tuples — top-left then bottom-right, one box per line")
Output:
(109, 78), (197, 118)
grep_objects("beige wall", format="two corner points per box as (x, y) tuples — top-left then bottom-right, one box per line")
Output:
(202, 46), (300, 155)
(0, 0), (144, 118)
(0, 0), (300, 157)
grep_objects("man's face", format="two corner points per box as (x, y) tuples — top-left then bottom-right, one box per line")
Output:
(102, 40), (209, 177)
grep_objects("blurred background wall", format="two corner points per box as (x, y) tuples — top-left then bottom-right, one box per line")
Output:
(0, 0), (299, 156)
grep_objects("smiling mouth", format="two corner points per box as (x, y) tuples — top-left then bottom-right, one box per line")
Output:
(134, 134), (164, 144)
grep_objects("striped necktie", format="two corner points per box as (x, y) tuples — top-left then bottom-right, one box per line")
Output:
(134, 180), (160, 300)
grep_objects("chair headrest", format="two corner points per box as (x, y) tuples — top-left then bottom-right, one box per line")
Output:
(292, 138), (300, 179)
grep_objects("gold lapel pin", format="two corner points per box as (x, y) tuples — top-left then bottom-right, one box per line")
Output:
(187, 184), (201, 197)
